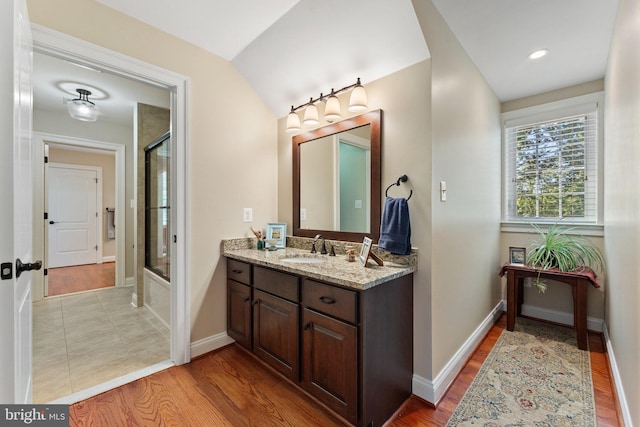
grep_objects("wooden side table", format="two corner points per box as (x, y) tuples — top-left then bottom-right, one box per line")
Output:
(500, 265), (599, 351)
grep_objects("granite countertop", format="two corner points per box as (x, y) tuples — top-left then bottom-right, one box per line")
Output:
(222, 238), (416, 290)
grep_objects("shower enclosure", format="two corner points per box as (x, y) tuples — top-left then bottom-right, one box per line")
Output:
(145, 131), (170, 281)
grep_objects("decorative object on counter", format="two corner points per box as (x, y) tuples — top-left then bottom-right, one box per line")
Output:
(526, 222), (605, 293)
(378, 175), (412, 255)
(345, 246), (356, 262)
(359, 237), (372, 266)
(265, 239), (279, 251)
(250, 226), (265, 250)
(358, 237), (383, 267)
(286, 78), (368, 132)
(266, 223), (287, 249)
(509, 246), (526, 265)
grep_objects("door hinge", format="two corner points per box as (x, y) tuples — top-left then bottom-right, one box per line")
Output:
(44, 156), (48, 164)
(44, 212), (48, 220)
(95, 178), (98, 183)
(96, 212), (98, 217)
(173, 235), (177, 243)
(95, 245), (98, 251)
(44, 268), (48, 276)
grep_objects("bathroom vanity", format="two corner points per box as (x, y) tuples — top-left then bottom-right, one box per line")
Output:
(224, 241), (415, 427)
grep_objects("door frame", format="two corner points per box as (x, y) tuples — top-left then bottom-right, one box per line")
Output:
(32, 24), (191, 368)
(33, 133), (125, 300)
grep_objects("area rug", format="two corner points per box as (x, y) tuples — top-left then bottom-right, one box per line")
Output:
(446, 317), (596, 426)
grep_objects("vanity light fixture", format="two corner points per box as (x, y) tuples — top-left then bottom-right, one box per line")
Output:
(67, 88), (99, 122)
(286, 78), (368, 132)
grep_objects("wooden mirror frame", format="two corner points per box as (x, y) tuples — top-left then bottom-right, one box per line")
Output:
(293, 109), (382, 242)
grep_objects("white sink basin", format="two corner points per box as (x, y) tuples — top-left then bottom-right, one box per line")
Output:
(280, 256), (327, 264)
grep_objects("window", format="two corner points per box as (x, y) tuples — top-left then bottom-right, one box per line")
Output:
(503, 93), (602, 225)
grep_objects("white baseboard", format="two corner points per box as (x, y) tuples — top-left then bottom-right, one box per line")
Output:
(190, 332), (235, 358)
(603, 323), (633, 427)
(519, 303), (604, 332)
(102, 255), (116, 263)
(412, 300), (504, 405)
(125, 276), (135, 286)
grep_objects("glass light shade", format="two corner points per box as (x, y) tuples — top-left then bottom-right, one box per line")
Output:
(286, 110), (301, 133)
(67, 100), (98, 122)
(324, 94), (342, 123)
(348, 84), (368, 112)
(303, 103), (319, 126)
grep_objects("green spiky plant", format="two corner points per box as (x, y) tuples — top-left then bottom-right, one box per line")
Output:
(526, 223), (605, 293)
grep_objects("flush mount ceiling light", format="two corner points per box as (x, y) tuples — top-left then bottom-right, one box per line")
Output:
(67, 88), (99, 122)
(286, 78), (368, 133)
(528, 49), (549, 60)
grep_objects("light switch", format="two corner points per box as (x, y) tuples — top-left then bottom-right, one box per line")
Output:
(243, 208), (253, 222)
(355, 200), (362, 209)
(300, 208), (307, 221)
(440, 181), (447, 202)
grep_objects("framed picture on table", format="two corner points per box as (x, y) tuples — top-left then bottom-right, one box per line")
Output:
(509, 247), (526, 265)
(359, 237), (373, 266)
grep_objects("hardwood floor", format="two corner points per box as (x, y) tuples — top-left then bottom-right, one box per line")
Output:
(48, 262), (115, 296)
(69, 314), (621, 427)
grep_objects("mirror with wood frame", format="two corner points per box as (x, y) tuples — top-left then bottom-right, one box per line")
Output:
(293, 110), (381, 242)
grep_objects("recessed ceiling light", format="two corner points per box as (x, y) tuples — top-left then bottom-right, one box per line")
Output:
(528, 49), (549, 60)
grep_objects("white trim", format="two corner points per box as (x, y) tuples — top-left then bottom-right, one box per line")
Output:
(190, 332), (235, 359)
(412, 300), (504, 404)
(34, 132), (126, 288)
(519, 303), (604, 332)
(603, 323), (634, 427)
(125, 276), (135, 286)
(32, 25), (191, 368)
(49, 360), (174, 405)
(500, 221), (604, 237)
(102, 255), (115, 263)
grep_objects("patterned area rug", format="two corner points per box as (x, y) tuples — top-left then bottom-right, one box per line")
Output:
(446, 318), (596, 426)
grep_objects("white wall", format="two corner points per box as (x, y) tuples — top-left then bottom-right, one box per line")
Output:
(604, 0), (640, 424)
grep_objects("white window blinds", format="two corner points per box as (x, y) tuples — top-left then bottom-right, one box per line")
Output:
(504, 106), (598, 223)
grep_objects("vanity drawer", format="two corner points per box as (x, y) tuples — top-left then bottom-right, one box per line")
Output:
(227, 259), (252, 285)
(303, 279), (357, 324)
(254, 266), (299, 302)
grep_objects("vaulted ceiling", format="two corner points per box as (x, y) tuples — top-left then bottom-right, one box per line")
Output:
(34, 0), (619, 125)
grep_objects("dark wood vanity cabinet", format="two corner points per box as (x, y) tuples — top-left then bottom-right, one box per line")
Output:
(226, 259), (252, 349)
(226, 258), (413, 427)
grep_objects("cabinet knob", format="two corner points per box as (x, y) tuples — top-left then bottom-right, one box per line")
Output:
(251, 300), (259, 306)
(303, 322), (313, 330)
(232, 269), (243, 274)
(319, 296), (336, 305)
(243, 297), (250, 303)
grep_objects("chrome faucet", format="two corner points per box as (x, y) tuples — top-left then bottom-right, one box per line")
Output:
(311, 234), (328, 254)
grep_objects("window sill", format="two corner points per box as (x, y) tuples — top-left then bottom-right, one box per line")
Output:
(500, 221), (604, 237)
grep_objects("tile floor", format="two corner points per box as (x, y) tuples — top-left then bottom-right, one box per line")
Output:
(32, 286), (170, 403)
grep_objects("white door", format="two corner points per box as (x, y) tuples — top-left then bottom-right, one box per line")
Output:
(0, 0), (34, 404)
(48, 164), (98, 268)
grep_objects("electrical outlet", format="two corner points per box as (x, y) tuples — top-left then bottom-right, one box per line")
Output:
(243, 208), (253, 223)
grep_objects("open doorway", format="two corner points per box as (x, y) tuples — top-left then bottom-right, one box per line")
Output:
(30, 25), (190, 403)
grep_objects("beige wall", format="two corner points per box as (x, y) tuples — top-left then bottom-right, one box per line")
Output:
(27, 0), (278, 343)
(604, 0), (640, 423)
(48, 146), (116, 259)
(413, 1), (502, 377)
(278, 60), (433, 378)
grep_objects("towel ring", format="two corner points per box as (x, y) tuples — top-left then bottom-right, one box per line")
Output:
(385, 175), (412, 200)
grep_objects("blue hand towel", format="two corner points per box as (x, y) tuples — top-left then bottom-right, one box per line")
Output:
(378, 197), (411, 255)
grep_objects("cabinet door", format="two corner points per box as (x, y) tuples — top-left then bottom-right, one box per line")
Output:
(253, 290), (299, 381)
(302, 309), (357, 424)
(227, 280), (252, 349)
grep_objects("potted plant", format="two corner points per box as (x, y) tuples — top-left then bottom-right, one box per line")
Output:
(526, 223), (605, 293)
